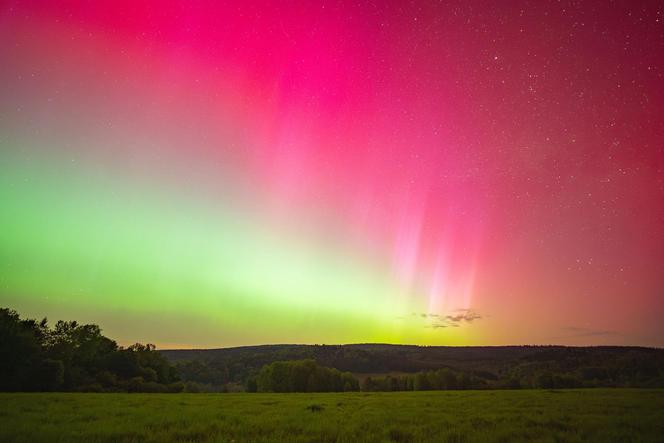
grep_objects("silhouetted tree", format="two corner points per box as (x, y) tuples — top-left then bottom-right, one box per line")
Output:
(0, 308), (182, 392)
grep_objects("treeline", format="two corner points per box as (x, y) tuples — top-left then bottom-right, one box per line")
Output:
(5, 307), (663, 393)
(244, 363), (615, 393)
(363, 368), (484, 391)
(162, 343), (664, 390)
(174, 359), (233, 392)
(249, 359), (360, 392)
(0, 308), (182, 392)
(361, 365), (664, 392)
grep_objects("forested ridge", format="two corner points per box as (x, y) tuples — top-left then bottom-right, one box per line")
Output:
(3, 308), (663, 393)
(164, 343), (664, 391)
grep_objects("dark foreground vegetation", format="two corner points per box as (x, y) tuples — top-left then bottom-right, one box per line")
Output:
(3, 308), (664, 394)
(1, 390), (662, 442)
(165, 343), (664, 392)
(0, 308), (181, 392)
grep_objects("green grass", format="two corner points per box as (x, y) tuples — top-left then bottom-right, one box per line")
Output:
(1, 389), (662, 442)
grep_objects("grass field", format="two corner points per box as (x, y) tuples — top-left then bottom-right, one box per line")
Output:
(1, 389), (662, 442)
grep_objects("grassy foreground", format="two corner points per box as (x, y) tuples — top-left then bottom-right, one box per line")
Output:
(1, 389), (662, 442)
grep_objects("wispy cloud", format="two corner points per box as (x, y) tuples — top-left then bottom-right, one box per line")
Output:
(445, 311), (481, 323)
(420, 309), (482, 330)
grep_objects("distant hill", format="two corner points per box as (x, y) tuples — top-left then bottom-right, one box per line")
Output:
(161, 344), (664, 389)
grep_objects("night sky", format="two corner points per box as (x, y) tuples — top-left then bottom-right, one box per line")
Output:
(1, 1), (662, 348)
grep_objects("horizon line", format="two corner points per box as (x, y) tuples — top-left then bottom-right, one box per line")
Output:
(156, 342), (664, 352)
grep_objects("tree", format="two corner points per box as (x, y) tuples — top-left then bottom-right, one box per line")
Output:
(0, 308), (182, 393)
(362, 376), (376, 392)
(0, 308), (43, 391)
(32, 359), (64, 391)
(414, 372), (431, 390)
(458, 373), (473, 390)
(254, 360), (359, 392)
(437, 369), (458, 389)
(246, 377), (257, 393)
(342, 371), (360, 391)
(535, 372), (554, 389)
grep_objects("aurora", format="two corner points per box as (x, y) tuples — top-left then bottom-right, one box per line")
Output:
(0, 1), (662, 348)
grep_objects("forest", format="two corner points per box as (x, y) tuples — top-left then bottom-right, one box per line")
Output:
(3, 308), (664, 393)
(164, 343), (664, 392)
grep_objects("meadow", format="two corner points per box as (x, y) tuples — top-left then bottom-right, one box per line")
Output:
(1, 389), (663, 442)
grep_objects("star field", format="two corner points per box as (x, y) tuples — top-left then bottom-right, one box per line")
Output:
(0, 0), (662, 347)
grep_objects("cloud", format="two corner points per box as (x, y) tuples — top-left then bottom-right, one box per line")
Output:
(445, 311), (482, 323)
(425, 324), (447, 329)
(418, 309), (483, 330)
